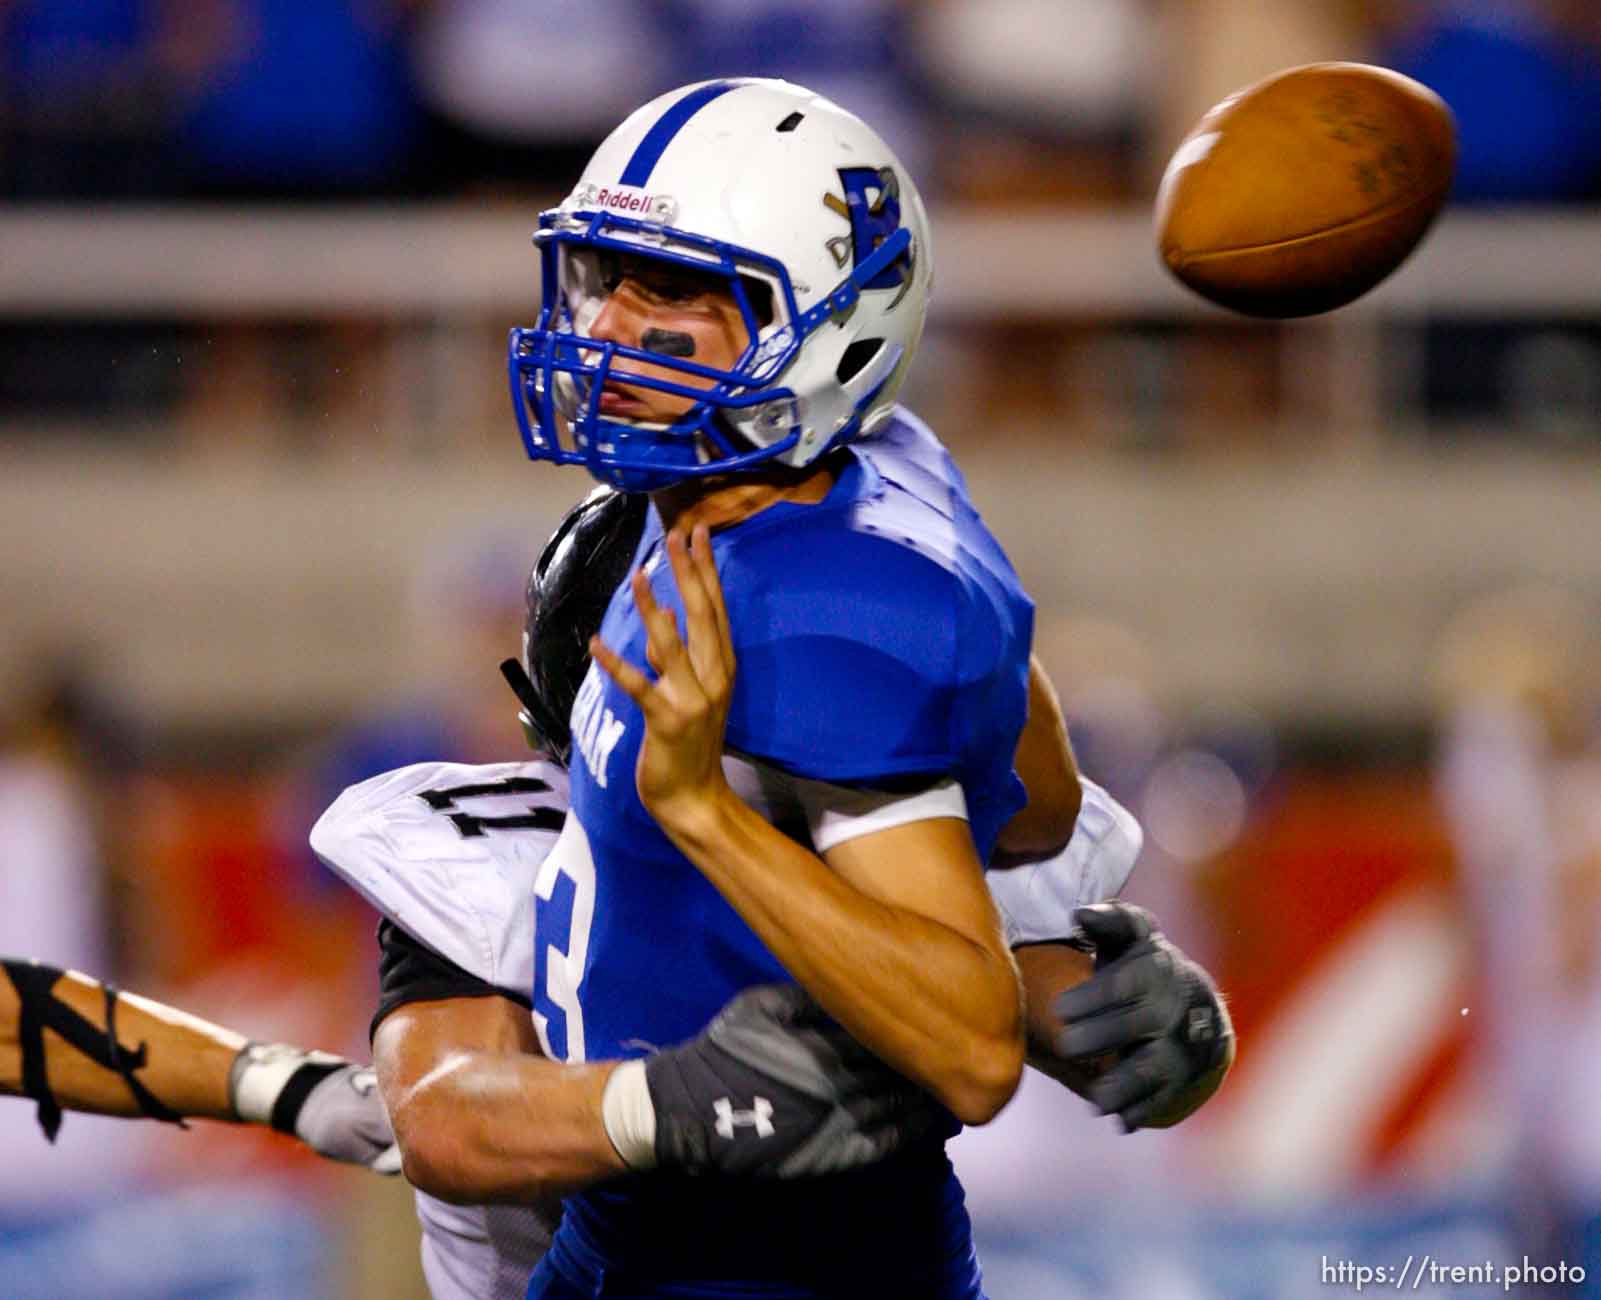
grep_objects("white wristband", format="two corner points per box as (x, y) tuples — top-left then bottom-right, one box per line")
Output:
(229, 1042), (341, 1126)
(601, 1059), (658, 1170)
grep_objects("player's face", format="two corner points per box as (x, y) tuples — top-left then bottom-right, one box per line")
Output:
(578, 252), (754, 423)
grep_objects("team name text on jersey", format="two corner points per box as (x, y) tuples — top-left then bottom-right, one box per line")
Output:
(571, 671), (627, 789)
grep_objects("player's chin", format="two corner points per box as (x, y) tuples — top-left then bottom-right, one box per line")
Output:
(601, 386), (698, 426)
(598, 387), (651, 418)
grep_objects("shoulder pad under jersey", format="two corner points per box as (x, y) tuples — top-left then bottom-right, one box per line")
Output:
(856, 408), (974, 512)
(310, 760), (568, 992)
(719, 517), (1029, 789)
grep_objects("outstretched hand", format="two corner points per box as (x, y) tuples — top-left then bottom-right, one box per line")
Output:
(589, 523), (737, 829)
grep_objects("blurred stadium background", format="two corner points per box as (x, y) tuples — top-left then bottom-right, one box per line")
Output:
(2, 1), (1600, 1296)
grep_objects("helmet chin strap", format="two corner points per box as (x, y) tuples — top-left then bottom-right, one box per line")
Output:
(499, 658), (545, 736)
(642, 328), (696, 358)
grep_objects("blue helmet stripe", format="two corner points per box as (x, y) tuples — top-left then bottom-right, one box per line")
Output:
(619, 80), (740, 187)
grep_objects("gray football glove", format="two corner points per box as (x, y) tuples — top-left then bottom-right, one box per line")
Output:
(603, 984), (938, 1178)
(229, 1042), (401, 1173)
(1052, 903), (1233, 1132)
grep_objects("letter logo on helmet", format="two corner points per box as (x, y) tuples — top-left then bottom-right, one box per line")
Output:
(823, 166), (914, 307)
(508, 79), (933, 494)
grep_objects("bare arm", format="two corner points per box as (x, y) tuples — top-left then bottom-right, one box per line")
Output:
(994, 656), (1083, 864)
(591, 528), (1024, 1125)
(1014, 942), (1097, 1087)
(0, 962), (239, 1119)
(0, 958), (396, 1166)
(373, 994), (623, 1205)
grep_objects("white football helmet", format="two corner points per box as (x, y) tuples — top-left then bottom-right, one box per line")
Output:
(508, 78), (933, 492)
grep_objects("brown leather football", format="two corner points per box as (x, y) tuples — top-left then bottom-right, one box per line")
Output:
(1156, 63), (1457, 317)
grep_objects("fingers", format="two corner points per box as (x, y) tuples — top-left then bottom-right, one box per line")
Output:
(600, 567), (699, 709)
(632, 568), (683, 678)
(1073, 902), (1156, 962)
(844, 1090), (936, 1155)
(730, 982), (816, 1029)
(692, 523), (735, 674)
(589, 632), (654, 708)
(1054, 981), (1172, 1059)
(846, 1077), (938, 1126)
(667, 525), (735, 692)
(1113, 1076), (1185, 1133)
(1051, 941), (1168, 1026)
(666, 529), (721, 692)
(595, 530), (735, 708)
(1085, 1039), (1170, 1119)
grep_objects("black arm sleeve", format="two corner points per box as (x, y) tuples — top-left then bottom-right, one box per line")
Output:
(370, 919), (531, 1042)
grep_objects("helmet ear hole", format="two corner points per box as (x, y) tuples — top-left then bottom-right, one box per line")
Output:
(836, 338), (885, 385)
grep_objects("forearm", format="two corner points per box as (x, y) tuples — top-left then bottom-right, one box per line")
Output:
(1013, 942), (1101, 1093)
(662, 791), (1023, 1124)
(374, 1002), (625, 1204)
(1015, 943), (1091, 1060)
(1, 961), (240, 1120)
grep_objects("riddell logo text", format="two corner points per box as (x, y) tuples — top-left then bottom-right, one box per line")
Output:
(594, 187), (661, 213)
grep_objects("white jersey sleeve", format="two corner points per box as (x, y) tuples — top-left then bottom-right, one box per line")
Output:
(312, 761), (571, 1300)
(309, 759), (569, 995)
(985, 778), (1144, 947)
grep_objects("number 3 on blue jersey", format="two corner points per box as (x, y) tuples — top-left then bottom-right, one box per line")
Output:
(532, 818), (597, 1063)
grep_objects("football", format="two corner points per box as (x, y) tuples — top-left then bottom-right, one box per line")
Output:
(1155, 62), (1457, 317)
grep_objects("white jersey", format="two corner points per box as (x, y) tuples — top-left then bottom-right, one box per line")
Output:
(312, 759), (1141, 1300)
(312, 760), (569, 1300)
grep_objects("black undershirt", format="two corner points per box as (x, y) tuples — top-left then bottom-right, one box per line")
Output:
(370, 919), (531, 1042)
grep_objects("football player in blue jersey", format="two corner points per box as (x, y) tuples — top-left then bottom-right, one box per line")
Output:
(507, 78), (1030, 1300)
(490, 78), (1232, 1298)
(325, 485), (1229, 1300)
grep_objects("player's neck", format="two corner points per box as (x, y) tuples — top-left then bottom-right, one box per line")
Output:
(651, 456), (839, 534)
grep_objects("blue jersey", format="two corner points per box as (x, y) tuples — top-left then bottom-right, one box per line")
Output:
(528, 410), (1032, 1300)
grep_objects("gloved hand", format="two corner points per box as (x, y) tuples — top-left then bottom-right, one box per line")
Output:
(230, 1042), (401, 1173)
(1052, 903), (1234, 1131)
(602, 984), (939, 1177)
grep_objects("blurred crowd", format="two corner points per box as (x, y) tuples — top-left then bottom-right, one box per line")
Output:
(4, 0), (1601, 454)
(5, 1), (1601, 204)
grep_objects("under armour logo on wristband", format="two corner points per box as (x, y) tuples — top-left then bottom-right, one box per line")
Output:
(713, 1096), (775, 1140)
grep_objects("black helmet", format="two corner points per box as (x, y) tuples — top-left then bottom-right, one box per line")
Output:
(500, 487), (649, 764)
